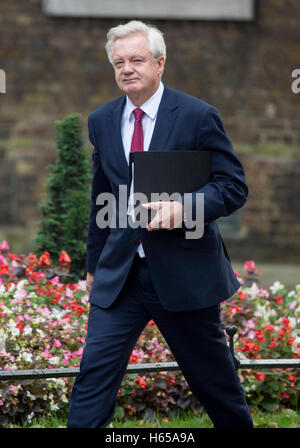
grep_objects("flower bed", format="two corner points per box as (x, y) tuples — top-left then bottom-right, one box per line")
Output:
(0, 241), (299, 426)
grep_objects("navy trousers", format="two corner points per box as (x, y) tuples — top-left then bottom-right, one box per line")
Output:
(67, 255), (254, 428)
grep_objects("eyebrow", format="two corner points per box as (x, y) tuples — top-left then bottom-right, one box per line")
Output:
(113, 55), (146, 62)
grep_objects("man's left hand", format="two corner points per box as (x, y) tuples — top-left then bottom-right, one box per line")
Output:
(141, 200), (185, 231)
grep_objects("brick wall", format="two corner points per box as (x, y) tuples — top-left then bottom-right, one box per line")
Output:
(0, 0), (299, 260)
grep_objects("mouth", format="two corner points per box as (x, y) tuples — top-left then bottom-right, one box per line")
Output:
(123, 78), (139, 83)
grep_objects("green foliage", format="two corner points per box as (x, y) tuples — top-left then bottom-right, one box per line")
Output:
(34, 113), (91, 281)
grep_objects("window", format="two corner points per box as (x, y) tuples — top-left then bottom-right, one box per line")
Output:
(42, 0), (255, 21)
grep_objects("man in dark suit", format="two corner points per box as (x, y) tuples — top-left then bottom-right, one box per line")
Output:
(67, 20), (254, 428)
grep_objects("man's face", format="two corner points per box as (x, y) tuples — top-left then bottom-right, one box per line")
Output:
(111, 32), (165, 103)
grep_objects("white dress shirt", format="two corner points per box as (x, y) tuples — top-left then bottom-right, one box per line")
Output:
(121, 81), (164, 258)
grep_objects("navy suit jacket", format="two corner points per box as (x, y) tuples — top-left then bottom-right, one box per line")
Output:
(85, 84), (248, 312)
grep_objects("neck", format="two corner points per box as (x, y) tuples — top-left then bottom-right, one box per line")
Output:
(127, 82), (161, 107)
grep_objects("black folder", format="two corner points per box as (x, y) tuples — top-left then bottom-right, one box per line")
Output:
(128, 150), (211, 223)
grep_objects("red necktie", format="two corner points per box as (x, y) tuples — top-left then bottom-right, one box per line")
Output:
(130, 108), (144, 153)
(130, 108), (144, 247)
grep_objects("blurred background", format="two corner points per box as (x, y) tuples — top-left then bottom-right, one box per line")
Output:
(0, 0), (299, 287)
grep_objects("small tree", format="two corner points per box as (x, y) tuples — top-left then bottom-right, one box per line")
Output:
(34, 113), (91, 281)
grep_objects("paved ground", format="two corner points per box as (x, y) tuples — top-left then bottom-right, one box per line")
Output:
(231, 261), (300, 291)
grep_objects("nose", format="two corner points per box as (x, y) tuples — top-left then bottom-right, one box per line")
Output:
(122, 61), (134, 73)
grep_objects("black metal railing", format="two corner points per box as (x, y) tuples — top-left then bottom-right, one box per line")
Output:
(0, 326), (299, 381)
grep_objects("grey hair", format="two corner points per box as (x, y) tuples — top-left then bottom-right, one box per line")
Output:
(105, 20), (166, 64)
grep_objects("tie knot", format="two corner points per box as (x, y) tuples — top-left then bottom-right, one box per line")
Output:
(133, 108), (144, 121)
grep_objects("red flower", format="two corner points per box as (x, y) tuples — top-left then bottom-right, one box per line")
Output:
(59, 250), (72, 263)
(16, 322), (24, 334)
(273, 295), (284, 304)
(288, 374), (296, 388)
(0, 264), (9, 275)
(226, 305), (242, 317)
(75, 305), (85, 314)
(255, 329), (265, 342)
(38, 252), (51, 266)
(254, 372), (265, 382)
(282, 318), (291, 329)
(242, 341), (260, 353)
(27, 253), (38, 265)
(135, 376), (147, 388)
(129, 354), (137, 363)
(238, 291), (247, 300)
(280, 392), (290, 401)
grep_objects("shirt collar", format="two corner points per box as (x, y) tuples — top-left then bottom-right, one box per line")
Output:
(124, 81), (164, 122)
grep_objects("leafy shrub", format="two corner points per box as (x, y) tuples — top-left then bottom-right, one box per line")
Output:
(34, 113), (91, 282)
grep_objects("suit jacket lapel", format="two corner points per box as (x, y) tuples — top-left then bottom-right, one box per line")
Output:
(149, 85), (179, 152)
(108, 95), (129, 179)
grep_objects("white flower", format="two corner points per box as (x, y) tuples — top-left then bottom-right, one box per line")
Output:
(1, 305), (12, 315)
(26, 390), (36, 400)
(270, 281), (285, 294)
(26, 411), (35, 422)
(244, 282), (260, 297)
(77, 280), (87, 291)
(0, 284), (6, 295)
(287, 291), (296, 297)
(23, 326), (32, 335)
(16, 279), (28, 290)
(48, 356), (60, 365)
(0, 329), (6, 352)
(48, 378), (65, 387)
(27, 292), (38, 299)
(22, 352), (33, 363)
(51, 307), (67, 319)
(36, 329), (45, 338)
(61, 394), (68, 403)
(50, 403), (59, 411)
(81, 294), (89, 305)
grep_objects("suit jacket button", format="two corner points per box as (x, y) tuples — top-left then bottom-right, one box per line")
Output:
(132, 239), (138, 244)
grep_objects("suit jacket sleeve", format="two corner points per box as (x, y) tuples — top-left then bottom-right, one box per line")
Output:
(182, 105), (248, 225)
(85, 115), (112, 274)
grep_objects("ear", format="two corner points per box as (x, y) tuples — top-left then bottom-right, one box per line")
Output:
(157, 56), (165, 75)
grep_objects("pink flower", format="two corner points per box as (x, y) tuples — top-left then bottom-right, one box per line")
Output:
(43, 349), (52, 360)
(248, 331), (256, 339)
(289, 301), (297, 310)
(247, 319), (256, 329)
(50, 276), (60, 286)
(53, 338), (62, 348)
(0, 241), (9, 251)
(0, 255), (8, 265)
(65, 288), (74, 298)
(244, 260), (255, 272)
